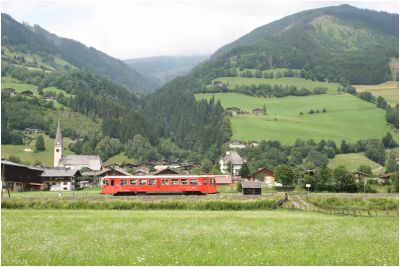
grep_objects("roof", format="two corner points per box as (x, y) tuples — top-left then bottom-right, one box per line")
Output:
(222, 151), (244, 165)
(152, 167), (179, 175)
(214, 175), (232, 184)
(55, 120), (62, 146)
(241, 181), (262, 189)
(251, 167), (274, 176)
(1, 160), (44, 171)
(103, 175), (215, 179)
(252, 108), (263, 111)
(41, 168), (81, 178)
(58, 155), (102, 170)
(226, 107), (241, 110)
(351, 171), (369, 177)
(379, 173), (396, 179)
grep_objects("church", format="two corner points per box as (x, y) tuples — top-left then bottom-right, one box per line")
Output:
(54, 121), (102, 171)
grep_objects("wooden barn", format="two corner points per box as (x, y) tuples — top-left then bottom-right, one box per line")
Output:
(241, 181), (262, 195)
(252, 108), (263, 116)
(1, 160), (44, 192)
(251, 167), (275, 184)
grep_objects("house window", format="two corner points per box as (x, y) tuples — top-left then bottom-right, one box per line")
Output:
(161, 179), (170, 185)
(190, 179), (198, 185)
(130, 180), (137, 185)
(172, 179), (179, 185)
(181, 179), (188, 185)
(149, 179), (156, 186)
(56, 149), (60, 152)
(140, 179), (147, 186)
(120, 179), (127, 186)
(63, 187), (68, 191)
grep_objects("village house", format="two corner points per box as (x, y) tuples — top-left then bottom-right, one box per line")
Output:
(151, 167), (179, 175)
(82, 165), (132, 186)
(1, 159), (44, 192)
(24, 128), (39, 134)
(378, 173), (395, 185)
(248, 140), (259, 147)
(351, 171), (369, 183)
(41, 168), (81, 191)
(3, 88), (16, 96)
(251, 167), (275, 185)
(214, 175), (233, 185)
(229, 140), (246, 149)
(54, 121), (102, 170)
(252, 108), (263, 116)
(219, 151), (244, 176)
(226, 107), (241, 116)
(21, 90), (34, 97)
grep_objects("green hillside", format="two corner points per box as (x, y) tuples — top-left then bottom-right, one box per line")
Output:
(1, 133), (75, 167)
(1, 13), (155, 93)
(328, 153), (383, 173)
(196, 93), (398, 144)
(355, 81), (399, 106)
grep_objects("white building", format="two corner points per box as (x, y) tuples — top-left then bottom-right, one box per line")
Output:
(219, 151), (245, 176)
(54, 122), (102, 171)
(229, 140), (246, 149)
(41, 168), (81, 191)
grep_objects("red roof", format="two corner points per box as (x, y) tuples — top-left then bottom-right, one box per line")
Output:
(379, 173), (396, 179)
(214, 175), (232, 184)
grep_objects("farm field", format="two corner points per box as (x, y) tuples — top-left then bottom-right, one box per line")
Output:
(1, 133), (75, 167)
(328, 153), (383, 173)
(196, 93), (398, 144)
(2, 209), (398, 265)
(355, 81), (399, 106)
(105, 153), (134, 165)
(212, 76), (341, 94)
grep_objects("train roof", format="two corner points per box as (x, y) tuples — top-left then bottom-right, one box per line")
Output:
(103, 175), (216, 179)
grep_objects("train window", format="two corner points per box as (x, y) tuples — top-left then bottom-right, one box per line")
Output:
(103, 180), (109, 186)
(140, 179), (147, 185)
(203, 179), (207, 185)
(161, 179), (170, 185)
(181, 179), (188, 185)
(210, 179), (215, 185)
(120, 179), (127, 186)
(111, 180), (115, 186)
(172, 179), (179, 185)
(190, 179), (198, 185)
(130, 180), (137, 185)
(149, 179), (156, 186)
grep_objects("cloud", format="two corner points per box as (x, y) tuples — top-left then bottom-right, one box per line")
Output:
(2, 0), (398, 59)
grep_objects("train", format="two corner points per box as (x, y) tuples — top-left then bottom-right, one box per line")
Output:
(101, 175), (217, 195)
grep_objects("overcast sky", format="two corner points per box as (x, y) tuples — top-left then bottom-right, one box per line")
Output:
(1, 0), (398, 59)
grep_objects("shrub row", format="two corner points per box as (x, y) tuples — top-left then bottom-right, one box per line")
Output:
(2, 199), (278, 210)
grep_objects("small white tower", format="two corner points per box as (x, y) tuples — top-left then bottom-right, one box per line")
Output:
(54, 121), (63, 167)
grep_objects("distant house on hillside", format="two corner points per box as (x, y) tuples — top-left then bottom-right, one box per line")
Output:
(351, 171), (369, 183)
(226, 107), (241, 116)
(21, 90), (34, 97)
(219, 151), (244, 176)
(3, 88), (16, 96)
(252, 108), (263, 116)
(378, 173), (395, 185)
(24, 128), (39, 134)
(251, 167), (275, 185)
(229, 140), (246, 149)
(248, 140), (259, 147)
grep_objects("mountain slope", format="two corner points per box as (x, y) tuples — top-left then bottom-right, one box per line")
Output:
(1, 13), (156, 93)
(125, 55), (208, 87)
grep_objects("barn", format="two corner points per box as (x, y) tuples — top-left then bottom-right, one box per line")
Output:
(241, 181), (262, 195)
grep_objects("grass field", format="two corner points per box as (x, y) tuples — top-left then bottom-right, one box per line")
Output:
(105, 153), (135, 165)
(355, 81), (399, 106)
(212, 76), (341, 94)
(1, 209), (398, 265)
(196, 93), (398, 144)
(328, 153), (383, 173)
(1, 133), (75, 166)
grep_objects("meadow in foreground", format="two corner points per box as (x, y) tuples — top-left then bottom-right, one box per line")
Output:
(2, 209), (398, 266)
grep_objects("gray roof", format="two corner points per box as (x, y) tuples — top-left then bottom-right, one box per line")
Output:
(241, 181), (262, 189)
(41, 168), (81, 178)
(55, 120), (62, 146)
(58, 155), (102, 170)
(1, 160), (44, 171)
(223, 151), (244, 165)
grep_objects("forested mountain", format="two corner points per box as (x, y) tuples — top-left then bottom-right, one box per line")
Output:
(192, 4), (398, 85)
(125, 55), (208, 87)
(1, 13), (156, 93)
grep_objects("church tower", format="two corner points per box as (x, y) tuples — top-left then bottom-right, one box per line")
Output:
(54, 121), (63, 167)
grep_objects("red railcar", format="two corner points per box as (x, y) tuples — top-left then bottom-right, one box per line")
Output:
(101, 175), (217, 195)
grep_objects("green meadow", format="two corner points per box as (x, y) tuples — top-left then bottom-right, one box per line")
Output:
(196, 93), (398, 144)
(212, 76), (341, 94)
(328, 153), (383, 173)
(2, 209), (398, 266)
(354, 81), (399, 106)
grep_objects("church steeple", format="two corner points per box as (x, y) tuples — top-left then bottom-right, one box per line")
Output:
(54, 120), (63, 167)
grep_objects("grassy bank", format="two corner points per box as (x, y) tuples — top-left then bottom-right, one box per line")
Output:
(2, 209), (398, 265)
(308, 197), (398, 211)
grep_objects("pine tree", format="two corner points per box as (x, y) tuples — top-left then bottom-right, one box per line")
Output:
(35, 135), (45, 152)
(239, 163), (250, 178)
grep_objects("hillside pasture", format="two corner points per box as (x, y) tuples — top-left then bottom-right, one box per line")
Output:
(196, 93), (398, 144)
(1, 134), (75, 167)
(354, 81), (399, 106)
(328, 153), (383, 173)
(212, 76), (341, 94)
(2, 209), (398, 265)
(1, 80), (39, 96)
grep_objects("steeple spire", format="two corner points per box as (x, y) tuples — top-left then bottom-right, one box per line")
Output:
(55, 120), (62, 145)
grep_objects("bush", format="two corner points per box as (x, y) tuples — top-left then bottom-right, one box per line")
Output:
(309, 110), (315, 114)
(299, 112), (303, 115)
(322, 108), (327, 113)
